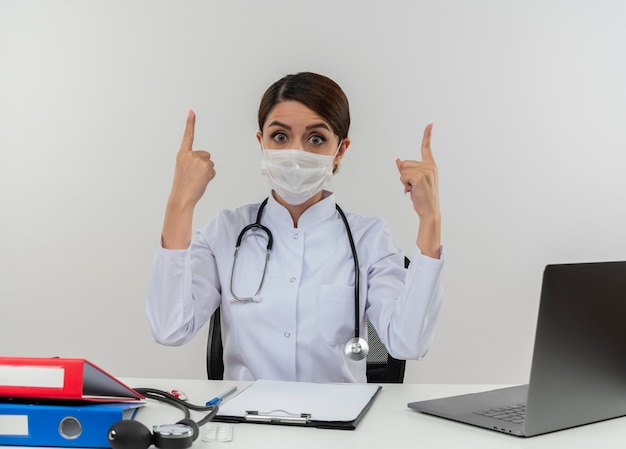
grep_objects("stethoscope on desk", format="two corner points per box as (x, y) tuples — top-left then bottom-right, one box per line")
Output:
(229, 197), (369, 361)
(107, 388), (218, 449)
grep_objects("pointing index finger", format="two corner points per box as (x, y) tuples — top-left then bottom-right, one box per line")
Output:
(180, 109), (195, 152)
(421, 122), (435, 163)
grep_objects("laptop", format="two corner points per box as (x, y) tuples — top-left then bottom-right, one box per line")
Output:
(408, 261), (626, 437)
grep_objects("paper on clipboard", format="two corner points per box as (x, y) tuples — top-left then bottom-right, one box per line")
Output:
(214, 380), (381, 429)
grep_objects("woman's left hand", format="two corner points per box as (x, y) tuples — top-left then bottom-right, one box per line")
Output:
(396, 123), (439, 220)
(396, 123), (441, 258)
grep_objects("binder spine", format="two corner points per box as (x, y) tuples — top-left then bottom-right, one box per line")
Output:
(0, 402), (141, 448)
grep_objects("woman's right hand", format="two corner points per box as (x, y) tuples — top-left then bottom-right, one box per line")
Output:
(162, 110), (215, 249)
(169, 109), (216, 208)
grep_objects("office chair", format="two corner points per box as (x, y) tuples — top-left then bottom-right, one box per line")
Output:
(206, 257), (409, 383)
(362, 256), (409, 384)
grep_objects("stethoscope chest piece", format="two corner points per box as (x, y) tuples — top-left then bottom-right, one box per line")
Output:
(344, 337), (369, 361)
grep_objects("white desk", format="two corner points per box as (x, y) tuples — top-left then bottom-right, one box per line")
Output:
(119, 378), (626, 449)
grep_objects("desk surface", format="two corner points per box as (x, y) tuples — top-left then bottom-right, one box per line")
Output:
(117, 378), (626, 449)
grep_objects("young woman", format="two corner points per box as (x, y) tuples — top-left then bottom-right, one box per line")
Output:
(146, 72), (444, 382)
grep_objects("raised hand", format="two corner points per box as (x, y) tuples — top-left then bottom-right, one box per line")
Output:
(396, 123), (441, 258)
(162, 110), (216, 249)
(169, 109), (216, 209)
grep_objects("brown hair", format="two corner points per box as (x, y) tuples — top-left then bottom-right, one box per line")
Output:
(258, 72), (350, 140)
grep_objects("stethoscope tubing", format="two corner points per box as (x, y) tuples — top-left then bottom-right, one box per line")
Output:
(229, 199), (272, 302)
(334, 203), (360, 340)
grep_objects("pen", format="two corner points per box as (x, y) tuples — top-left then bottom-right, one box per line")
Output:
(206, 386), (237, 406)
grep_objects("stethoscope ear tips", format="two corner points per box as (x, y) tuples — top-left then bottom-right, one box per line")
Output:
(344, 337), (369, 361)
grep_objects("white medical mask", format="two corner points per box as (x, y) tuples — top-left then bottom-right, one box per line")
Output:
(260, 145), (340, 206)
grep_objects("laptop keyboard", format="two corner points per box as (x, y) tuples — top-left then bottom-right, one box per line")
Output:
(474, 404), (526, 424)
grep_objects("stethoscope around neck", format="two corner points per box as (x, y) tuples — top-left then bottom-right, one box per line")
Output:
(229, 197), (369, 361)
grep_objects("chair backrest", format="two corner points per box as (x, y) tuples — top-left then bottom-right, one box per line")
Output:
(206, 257), (409, 383)
(363, 256), (409, 383)
(206, 306), (225, 380)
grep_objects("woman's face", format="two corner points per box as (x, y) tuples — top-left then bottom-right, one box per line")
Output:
(257, 101), (350, 158)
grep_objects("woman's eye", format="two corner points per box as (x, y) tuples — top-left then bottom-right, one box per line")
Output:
(308, 135), (326, 146)
(271, 132), (288, 143)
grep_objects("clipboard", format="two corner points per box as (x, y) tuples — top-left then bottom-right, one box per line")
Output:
(213, 380), (382, 430)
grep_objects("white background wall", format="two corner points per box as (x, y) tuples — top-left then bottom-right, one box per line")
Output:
(1, 0), (625, 384)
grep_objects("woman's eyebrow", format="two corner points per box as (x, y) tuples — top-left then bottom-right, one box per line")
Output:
(267, 120), (291, 130)
(305, 123), (331, 132)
